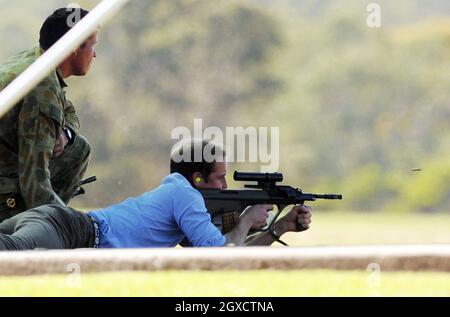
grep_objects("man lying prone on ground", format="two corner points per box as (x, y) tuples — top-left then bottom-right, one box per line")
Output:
(0, 141), (311, 250)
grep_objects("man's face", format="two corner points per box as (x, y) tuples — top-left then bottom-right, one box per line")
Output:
(197, 162), (228, 190)
(73, 31), (98, 76)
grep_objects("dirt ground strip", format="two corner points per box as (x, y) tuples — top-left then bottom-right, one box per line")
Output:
(0, 245), (449, 276)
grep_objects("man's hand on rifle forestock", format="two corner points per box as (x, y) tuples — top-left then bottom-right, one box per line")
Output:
(276, 205), (312, 233)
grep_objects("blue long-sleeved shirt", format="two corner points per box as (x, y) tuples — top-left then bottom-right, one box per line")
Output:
(88, 173), (226, 248)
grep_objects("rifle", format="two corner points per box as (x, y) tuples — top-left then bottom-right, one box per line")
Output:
(73, 176), (97, 198)
(199, 171), (342, 237)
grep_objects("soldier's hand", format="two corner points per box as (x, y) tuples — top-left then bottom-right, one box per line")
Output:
(296, 205), (312, 232)
(243, 204), (272, 229)
(53, 131), (68, 157)
(277, 205), (312, 233)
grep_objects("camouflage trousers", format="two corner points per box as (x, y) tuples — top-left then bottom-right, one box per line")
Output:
(0, 135), (91, 222)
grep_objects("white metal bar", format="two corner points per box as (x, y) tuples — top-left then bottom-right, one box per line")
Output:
(0, 245), (449, 275)
(0, 0), (131, 118)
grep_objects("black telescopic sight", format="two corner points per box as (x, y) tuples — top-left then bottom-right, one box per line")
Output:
(234, 171), (283, 183)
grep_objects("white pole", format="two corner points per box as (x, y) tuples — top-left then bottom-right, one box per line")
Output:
(0, 0), (131, 119)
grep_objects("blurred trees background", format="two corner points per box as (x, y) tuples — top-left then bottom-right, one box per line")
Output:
(0, 0), (449, 212)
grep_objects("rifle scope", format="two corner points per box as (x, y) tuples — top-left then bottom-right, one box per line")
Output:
(234, 171), (283, 183)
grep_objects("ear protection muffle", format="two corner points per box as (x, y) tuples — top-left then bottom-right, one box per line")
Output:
(195, 177), (202, 184)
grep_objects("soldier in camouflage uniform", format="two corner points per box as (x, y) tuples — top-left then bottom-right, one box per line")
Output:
(0, 8), (97, 221)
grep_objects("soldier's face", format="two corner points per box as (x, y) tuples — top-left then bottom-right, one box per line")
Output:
(73, 31), (98, 76)
(197, 162), (228, 190)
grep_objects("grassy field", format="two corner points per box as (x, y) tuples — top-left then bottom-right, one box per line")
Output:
(1, 211), (449, 297)
(1, 270), (449, 297)
(280, 211), (450, 246)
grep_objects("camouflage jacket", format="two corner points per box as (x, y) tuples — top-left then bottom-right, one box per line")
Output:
(0, 47), (80, 208)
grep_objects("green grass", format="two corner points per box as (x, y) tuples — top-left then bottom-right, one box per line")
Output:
(280, 211), (450, 246)
(1, 270), (449, 297)
(1, 211), (449, 296)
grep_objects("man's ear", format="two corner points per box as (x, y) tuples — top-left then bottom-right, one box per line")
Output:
(64, 51), (77, 66)
(192, 172), (203, 186)
(68, 47), (79, 59)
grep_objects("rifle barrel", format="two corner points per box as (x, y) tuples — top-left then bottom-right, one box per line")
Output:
(313, 194), (342, 200)
(80, 176), (97, 186)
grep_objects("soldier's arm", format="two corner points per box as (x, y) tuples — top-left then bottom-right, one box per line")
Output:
(17, 89), (65, 209)
(63, 99), (80, 134)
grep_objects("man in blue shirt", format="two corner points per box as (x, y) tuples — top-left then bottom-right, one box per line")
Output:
(0, 141), (312, 250)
